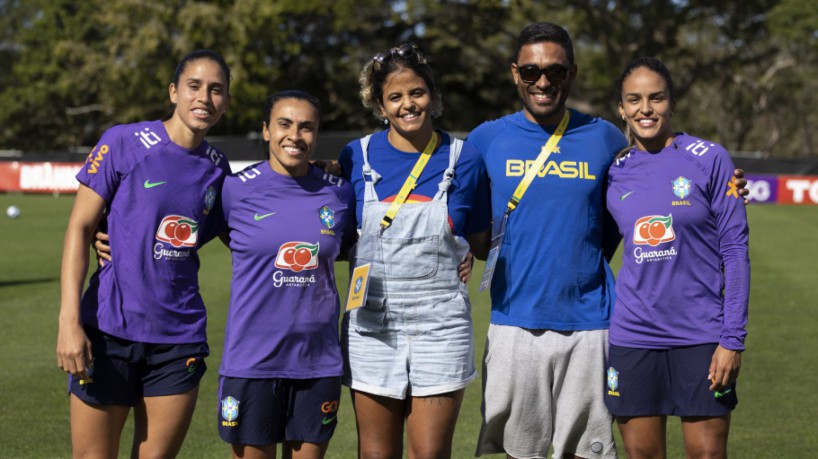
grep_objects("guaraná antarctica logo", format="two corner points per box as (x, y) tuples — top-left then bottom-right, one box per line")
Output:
(633, 214), (675, 247)
(632, 214), (678, 264)
(155, 215), (199, 248)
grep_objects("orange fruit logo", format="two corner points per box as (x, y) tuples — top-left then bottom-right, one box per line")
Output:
(633, 214), (675, 247)
(155, 215), (199, 248)
(274, 242), (320, 272)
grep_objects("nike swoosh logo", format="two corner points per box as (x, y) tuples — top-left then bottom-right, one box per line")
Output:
(619, 191), (636, 201)
(321, 415), (337, 425)
(254, 212), (276, 221)
(144, 180), (167, 189)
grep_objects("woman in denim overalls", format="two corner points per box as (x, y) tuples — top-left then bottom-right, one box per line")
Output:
(338, 44), (491, 458)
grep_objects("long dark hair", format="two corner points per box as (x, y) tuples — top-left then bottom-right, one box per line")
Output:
(164, 49), (231, 121)
(173, 49), (231, 90)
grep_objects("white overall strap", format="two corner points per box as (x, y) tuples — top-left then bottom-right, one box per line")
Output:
(360, 134), (381, 203)
(433, 136), (463, 202)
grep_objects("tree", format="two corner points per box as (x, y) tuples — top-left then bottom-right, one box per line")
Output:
(0, 0), (813, 157)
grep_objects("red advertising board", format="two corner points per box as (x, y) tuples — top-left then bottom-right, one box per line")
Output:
(2, 160), (818, 205)
(0, 160), (255, 195)
(0, 161), (84, 194)
(777, 175), (818, 205)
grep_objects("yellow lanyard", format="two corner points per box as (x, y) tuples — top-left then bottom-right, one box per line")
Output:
(506, 111), (570, 212)
(380, 132), (439, 228)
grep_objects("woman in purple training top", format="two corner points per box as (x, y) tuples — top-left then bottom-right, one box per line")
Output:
(604, 56), (750, 458)
(57, 50), (232, 457)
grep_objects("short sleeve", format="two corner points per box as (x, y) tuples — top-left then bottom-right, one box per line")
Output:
(75, 128), (127, 202)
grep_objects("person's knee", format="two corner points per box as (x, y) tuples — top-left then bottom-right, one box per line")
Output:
(684, 443), (727, 459)
(131, 433), (187, 459)
(623, 443), (665, 459)
(72, 443), (119, 459)
(621, 434), (665, 459)
(131, 443), (184, 459)
(359, 444), (402, 459)
(407, 440), (451, 459)
(681, 417), (729, 459)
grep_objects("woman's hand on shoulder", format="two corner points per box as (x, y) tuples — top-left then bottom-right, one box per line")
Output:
(733, 168), (750, 205)
(311, 159), (343, 177)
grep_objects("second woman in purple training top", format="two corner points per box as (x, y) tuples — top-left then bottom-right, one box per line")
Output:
(215, 91), (356, 458)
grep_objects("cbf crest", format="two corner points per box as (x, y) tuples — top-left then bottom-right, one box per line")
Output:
(220, 396), (239, 426)
(203, 185), (217, 215)
(606, 367), (620, 396)
(319, 206), (335, 229)
(672, 176), (691, 199)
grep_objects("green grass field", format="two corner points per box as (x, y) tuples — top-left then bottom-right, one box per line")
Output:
(1, 194), (815, 458)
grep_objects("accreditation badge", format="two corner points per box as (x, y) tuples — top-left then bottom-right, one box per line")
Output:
(345, 263), (372, 311)
(479, 211), (509, 292)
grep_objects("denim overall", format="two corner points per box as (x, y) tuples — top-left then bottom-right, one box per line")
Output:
(342, 133), (476, 399)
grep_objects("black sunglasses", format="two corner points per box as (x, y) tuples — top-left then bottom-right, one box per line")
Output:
(516, 63), (572, 85)
(372, 44), (425, 71)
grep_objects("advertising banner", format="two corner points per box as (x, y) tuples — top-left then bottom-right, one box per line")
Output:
(3, 161), (817, 205)
(777, 175), (818, 205)
(0, 160), (257, 194)
(744, 174), (778, 204)
(0, 161), (84, 194)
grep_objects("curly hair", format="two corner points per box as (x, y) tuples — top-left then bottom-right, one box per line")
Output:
(359, 43), (443, 121)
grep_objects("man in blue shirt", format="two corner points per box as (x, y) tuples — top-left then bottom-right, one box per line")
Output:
(470, 22), (624, 459)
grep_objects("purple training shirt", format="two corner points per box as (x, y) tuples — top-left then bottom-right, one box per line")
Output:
(606, 133), (750, 350)
(77, 120), (230, 344)
(219, 162), (356, 379)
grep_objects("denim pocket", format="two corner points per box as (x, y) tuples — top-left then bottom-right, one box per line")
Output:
(350, 296), (387, 332)
(381, 235), (439, 280)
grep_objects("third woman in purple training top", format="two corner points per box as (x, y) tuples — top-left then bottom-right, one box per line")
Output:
(604, 57), (750, 458)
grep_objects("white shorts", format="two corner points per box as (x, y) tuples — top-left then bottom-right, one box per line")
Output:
(476, 324), (615, 459)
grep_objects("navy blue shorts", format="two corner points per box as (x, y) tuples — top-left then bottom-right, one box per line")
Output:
(605, 343), (738, 417)
(68, 327), (208, 407)
(217, 376), (341, 446)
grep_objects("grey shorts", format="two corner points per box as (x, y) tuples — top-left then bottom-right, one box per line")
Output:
(476, 324), (615, 459)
